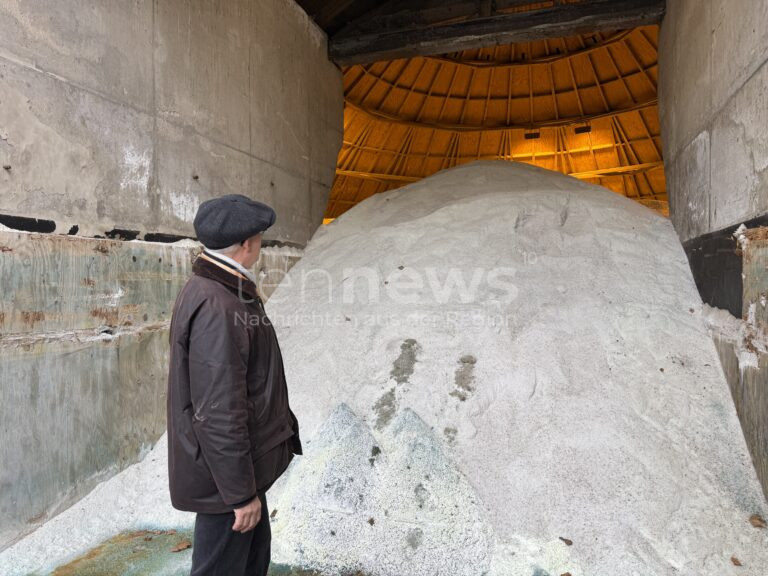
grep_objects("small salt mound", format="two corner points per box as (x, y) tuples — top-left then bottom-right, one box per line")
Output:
(266, 161), (768, 575)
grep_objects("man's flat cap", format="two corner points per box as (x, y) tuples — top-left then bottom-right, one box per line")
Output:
(193, 194), (276, 249)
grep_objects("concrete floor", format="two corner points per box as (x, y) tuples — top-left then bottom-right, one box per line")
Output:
(39, 528), (358, 576)
(40, 530), (192, 576)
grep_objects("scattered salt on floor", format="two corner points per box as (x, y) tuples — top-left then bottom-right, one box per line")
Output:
(702, 304), (768, 369)
(0, 435), (194, 575)
(2, 161), (767, 576)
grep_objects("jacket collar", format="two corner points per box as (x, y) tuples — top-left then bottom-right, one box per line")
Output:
(193, 252), (262, 304)
(203, 248), (259, 285)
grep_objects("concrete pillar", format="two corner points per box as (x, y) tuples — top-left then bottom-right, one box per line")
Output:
(659, 0), (768, 242)
(660, 0), (768, 499)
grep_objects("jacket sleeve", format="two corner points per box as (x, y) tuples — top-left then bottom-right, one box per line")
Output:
(188, 298), (257, 507)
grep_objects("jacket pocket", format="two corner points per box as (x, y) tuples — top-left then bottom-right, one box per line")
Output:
(179, 407), (202, 460)
(246, 398), (265, 453)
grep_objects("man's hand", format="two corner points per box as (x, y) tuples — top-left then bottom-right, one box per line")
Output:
(232, 496), (262, 533)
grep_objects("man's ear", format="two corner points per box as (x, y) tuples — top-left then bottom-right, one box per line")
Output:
(247, 236), (261, 259)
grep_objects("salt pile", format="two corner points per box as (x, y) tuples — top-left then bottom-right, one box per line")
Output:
(265, 161), (768, 575)
(1, 160), (766, 575)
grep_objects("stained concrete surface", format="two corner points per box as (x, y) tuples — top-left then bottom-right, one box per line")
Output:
(41, 530), (193, 576)
(707, 229), (768, 500)
(0, 0), (343, 246)
(0, 231), (195, 550)
(39, 528), (357, 576)
(0, 231), (192, 335)
(713, 334), (768, 502)
(0, 230), (303, 550)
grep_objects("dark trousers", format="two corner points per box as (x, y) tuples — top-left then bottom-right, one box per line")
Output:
(190, 492), (271, 576)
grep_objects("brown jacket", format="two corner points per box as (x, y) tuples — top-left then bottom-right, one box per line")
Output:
(167, 253), (301, 513)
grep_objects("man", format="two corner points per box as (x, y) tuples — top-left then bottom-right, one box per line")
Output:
(167, 194), (302, 576)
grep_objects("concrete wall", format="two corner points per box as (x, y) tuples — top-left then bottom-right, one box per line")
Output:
(0, 0), (343, 246)
(710, 330), (768, 502)
(0, 231), (193, 549)
(0, 230), (302, 549)
(659, 0), (768, 242)
(730, 227), (768, 499)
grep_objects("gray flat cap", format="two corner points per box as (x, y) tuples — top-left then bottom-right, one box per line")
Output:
(193, 194), (276, 249)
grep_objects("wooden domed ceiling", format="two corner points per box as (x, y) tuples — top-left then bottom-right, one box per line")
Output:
(327, 24), (664, 219)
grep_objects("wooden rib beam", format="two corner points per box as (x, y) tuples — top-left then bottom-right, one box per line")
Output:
(336, 169), (421, 183)
(340, 135), (663, 162)
(345, 97), (659, 131)
(336, 161), (664, 183)
(330, 0), (665, 65)
(568, 161), (663, 179)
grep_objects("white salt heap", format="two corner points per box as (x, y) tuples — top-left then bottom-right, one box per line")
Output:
(266, 161), (768, 575)
(1, 161), (767, 575)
